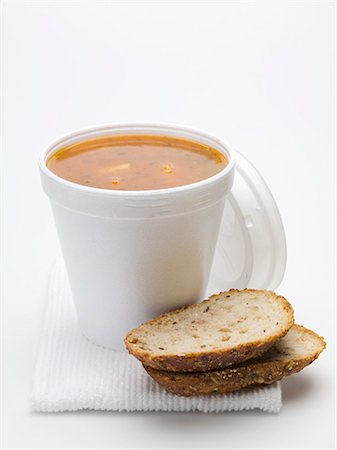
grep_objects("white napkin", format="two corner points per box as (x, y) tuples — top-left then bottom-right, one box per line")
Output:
(31, 261), (282, 413)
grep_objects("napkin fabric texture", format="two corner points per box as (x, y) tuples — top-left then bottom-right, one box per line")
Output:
(31, 261), (282, 413)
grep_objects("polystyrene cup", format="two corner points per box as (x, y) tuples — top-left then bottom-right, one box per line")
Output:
(39, 123), (236, 350)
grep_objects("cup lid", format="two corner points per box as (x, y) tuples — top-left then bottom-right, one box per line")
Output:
(208, 151), (287, 294)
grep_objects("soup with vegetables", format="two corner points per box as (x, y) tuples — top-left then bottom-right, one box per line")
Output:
(46, 135), (228, 191)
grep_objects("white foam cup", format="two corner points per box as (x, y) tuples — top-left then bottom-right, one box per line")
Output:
(39, 123), (236, 350)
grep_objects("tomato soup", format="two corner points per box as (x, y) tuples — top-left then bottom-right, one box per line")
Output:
(46, 135), (228, 191)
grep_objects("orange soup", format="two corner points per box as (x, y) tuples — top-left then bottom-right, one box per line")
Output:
(46, 135), (228, 191)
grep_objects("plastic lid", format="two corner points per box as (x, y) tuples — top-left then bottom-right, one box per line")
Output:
(208, 152), (286, 294)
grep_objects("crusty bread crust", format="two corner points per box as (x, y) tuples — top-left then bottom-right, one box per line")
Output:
(143, 325), (326, 396)
(124, 289), (294, 372)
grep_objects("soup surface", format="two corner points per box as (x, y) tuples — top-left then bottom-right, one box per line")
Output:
(46, 135), (228, 191)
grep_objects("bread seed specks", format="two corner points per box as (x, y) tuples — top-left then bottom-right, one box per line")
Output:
(125, 289), (296, 373)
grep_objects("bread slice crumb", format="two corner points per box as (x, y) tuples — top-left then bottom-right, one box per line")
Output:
(125, 289), (294, 372)
(144, 324), (326, 396)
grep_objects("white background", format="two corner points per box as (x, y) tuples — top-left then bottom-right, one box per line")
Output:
(2, 2), (335, 449)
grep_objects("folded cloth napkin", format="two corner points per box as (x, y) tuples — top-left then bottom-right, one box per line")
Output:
(31, 261), (282, 413)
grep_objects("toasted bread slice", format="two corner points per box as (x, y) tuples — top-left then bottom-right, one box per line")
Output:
(125, 289), (294, 372)
(144, 325), (326, 396)
(144, 325), (325, 397)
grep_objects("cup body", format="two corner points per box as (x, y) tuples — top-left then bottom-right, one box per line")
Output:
(40, 123), (235, 350)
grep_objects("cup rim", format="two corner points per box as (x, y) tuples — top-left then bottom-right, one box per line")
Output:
(39, 122), (236, 197)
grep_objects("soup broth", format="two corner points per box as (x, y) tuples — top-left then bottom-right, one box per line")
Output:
(46, 135), (228, 191)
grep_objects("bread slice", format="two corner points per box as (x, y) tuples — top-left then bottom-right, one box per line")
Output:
(144, 325), (326, 396)
(124, 289), (294, 372)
